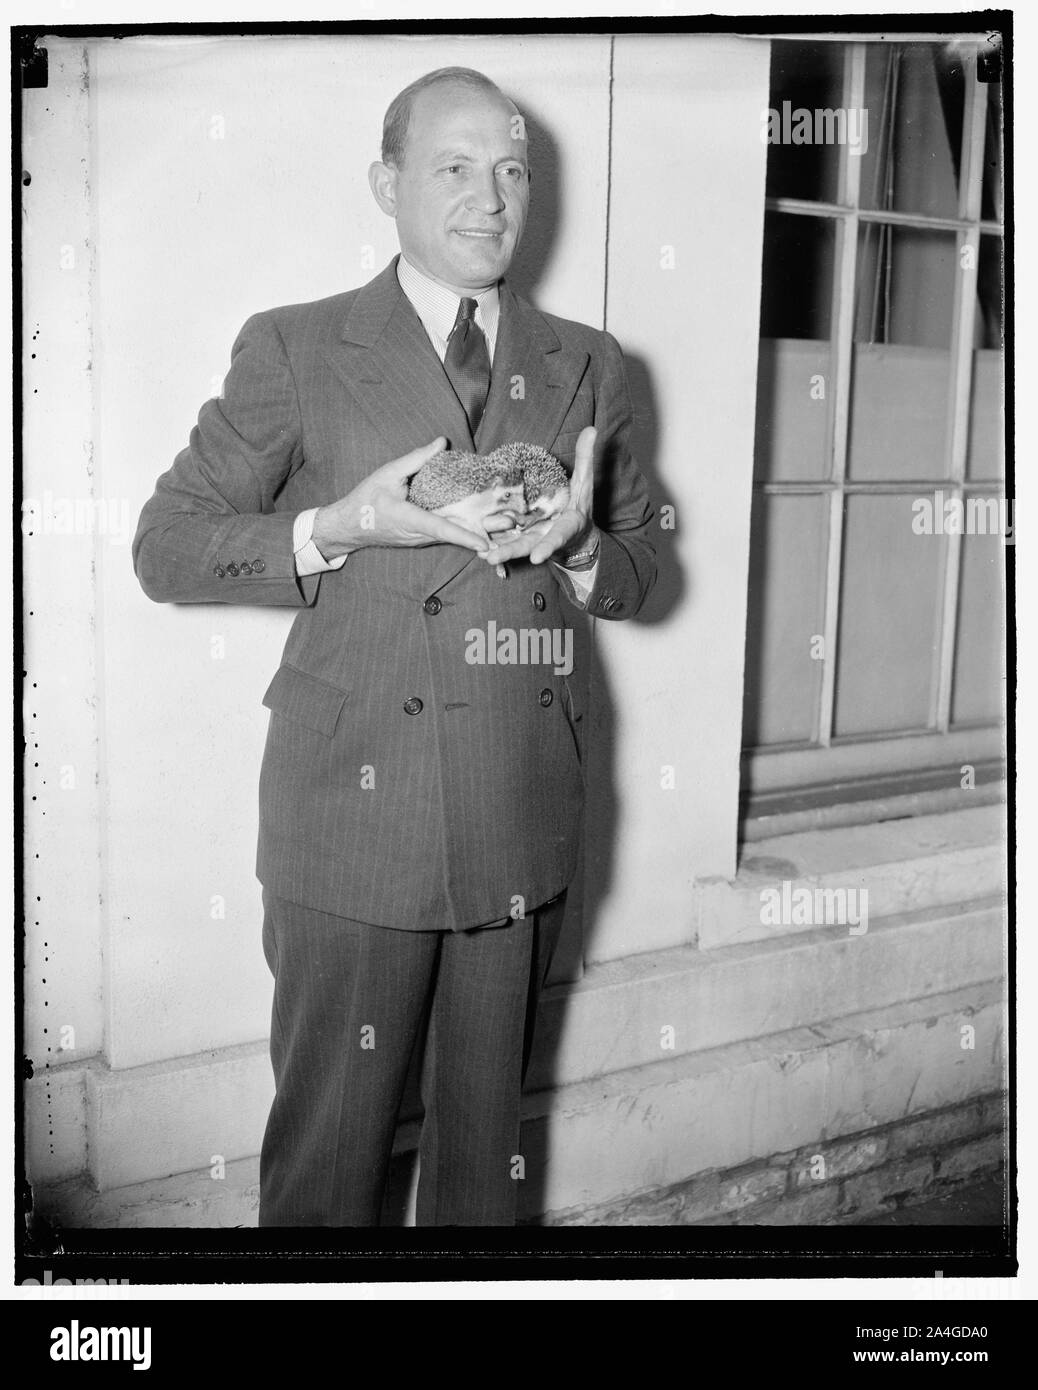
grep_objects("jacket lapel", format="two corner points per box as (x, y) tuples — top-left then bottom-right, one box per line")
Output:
(320, 262), (591, 598)
(476, 284), (590, 454)
(324, 259), (476, 460)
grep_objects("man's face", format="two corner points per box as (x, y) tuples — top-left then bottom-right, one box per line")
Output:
(378, 84), (530, 293)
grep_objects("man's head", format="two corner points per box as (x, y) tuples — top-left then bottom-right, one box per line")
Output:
(369, 67), (530, 294)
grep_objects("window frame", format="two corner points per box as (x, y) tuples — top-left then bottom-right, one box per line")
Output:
(743, 38), (1006, 810)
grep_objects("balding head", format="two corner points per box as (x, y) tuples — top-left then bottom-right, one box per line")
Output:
(381, 67), (519, 167)
(369, 67), (530, 294)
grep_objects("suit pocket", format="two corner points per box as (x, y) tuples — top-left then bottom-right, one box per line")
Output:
(262, 664), (351, 738)
(561, 671), (585, 723)
(560, 676), (586, 767)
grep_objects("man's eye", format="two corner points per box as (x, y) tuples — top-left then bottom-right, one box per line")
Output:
(445, 165), (463, 175)
(499, 166), (523, 179)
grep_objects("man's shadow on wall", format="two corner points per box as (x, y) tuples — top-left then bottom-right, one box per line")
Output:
(381, 105), (687, 1226)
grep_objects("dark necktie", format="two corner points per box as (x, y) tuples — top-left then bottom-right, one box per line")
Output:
(443, 297), (491, 436)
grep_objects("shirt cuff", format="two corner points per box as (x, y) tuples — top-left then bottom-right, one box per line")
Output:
(551, 556), (599, 607)
(293, 507), (349, 575)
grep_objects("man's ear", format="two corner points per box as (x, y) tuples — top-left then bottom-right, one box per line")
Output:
(368, 161), (399, 217)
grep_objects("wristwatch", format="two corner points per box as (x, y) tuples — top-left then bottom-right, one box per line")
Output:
(557, 526), (601, 572)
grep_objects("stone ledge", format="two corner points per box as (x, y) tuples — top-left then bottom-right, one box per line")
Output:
(741, 777), (1005, 843)
(533, 896), (1003, 1090)
(543, 1092), (1008, 1226)
(38, 1093), (1007, 1232)
(28, 897), (1004, 1190)
(37, 1158), (262, 1231)
(520, 980), (1005, 1215)
(695, 804), (1007, 949)
(34, 982), (1005, 1226)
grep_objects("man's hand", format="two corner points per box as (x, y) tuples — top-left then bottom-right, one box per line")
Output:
(312, 438), (491, 559)
(480, 426), (597, 568)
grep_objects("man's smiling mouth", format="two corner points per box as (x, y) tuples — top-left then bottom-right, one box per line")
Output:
(454, 229), (503, 238)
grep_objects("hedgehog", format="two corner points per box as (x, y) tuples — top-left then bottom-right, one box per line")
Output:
(408, 443), (571, 577)
(407, 449), (526, 531)
(489, 443), (571, 526)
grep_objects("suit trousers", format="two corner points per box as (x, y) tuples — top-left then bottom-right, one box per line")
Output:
(258, 890), (566, 1227)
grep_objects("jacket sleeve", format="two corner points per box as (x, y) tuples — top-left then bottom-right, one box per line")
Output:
(132, 311), (320, 607)
(580, 330), (658, 621)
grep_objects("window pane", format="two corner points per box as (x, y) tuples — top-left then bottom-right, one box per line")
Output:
(859, 43), (962, 220)
(760, 211), (835, 341)
(966, 234), (1004, 482)
(756, 212), (835, 483)
(966, 351), (1004, 482)
(950, 526), (1007, 728)
(854, 223), (957, 349)
(765, 40), (844, 204)
(848, 225), (956, 481)
(833, 494), (944, 736)
(742, 493), (828, 747)
(974, 231), (1003, 350)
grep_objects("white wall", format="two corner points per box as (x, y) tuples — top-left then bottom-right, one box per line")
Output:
(93, 33), (613, 1071)
(23, 44), (106, 1120)
(24, 33), (769, 1181)
(586, 35), (769, 961)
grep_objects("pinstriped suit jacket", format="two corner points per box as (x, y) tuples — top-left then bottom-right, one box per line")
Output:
(134, 258), (657, 930)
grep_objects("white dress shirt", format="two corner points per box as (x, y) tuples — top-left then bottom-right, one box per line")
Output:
(293, 256), (598, 602)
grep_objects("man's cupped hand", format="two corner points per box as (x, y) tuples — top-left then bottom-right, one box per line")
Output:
(480, 426), (597, 568)
(311, 438), (491, 560)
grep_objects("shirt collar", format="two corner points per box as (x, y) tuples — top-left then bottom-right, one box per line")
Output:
(396, 254), (500, 348)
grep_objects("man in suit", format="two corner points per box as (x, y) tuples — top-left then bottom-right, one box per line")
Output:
(133, 65), (657, 1227)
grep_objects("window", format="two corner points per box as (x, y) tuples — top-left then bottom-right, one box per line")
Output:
(743, 37), (1006, 817)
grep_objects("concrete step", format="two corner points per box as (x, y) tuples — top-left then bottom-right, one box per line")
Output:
(694, 805), (1006, 949)
(529, 896), (1003, 1090)
(36, 979), (1005, 1228)
(546, 1094), (1007, 1226)
(38, 1158), (262, 1230)
(519, 979), (1005, 1218)
(27, 895), (1004, 1192)
(28, 891), (1005, 1193)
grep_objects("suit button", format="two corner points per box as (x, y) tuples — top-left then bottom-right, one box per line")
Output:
(213, 565), (226, 579)
(539, 688), (553, 707)
(403, 697), (424, 716)
(240, 561), (253, 575)
(532, 591), (546, 611)
(423, 596), (442, 616)
(226, 562), (240, 577)
(252, 559), (266, 573)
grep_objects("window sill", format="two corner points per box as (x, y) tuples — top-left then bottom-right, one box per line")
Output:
(696, 802), (1006, 951)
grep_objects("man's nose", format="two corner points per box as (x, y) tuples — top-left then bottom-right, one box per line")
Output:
(466, 171), (505, 215)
